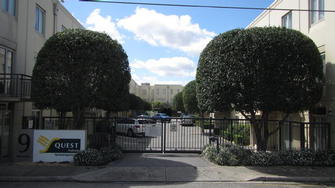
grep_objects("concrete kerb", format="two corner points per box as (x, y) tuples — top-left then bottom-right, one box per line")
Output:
(1, 175), (335, 183)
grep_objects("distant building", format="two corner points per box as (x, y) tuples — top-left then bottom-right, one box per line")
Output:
(129, 80), (183, 105)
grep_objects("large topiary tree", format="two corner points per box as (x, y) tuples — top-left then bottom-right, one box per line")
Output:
(197, 27), (324, 151)
(128, 94), (144, 111)
(183, 80), (199, 114)
(172, 92), (184, 112)
(32, 29), (131, 129)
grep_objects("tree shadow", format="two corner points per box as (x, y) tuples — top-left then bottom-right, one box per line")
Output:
(75, 153), (201, 185)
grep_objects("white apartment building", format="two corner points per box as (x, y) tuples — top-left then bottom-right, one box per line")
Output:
(130, 80), (183, 105)
(0, 0), (83, 161)
(247, 0), (335, 149)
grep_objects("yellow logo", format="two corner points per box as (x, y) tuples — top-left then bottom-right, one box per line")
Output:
(38, 135), (60, 153)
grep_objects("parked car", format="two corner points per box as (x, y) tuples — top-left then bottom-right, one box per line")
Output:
(181, 114), (195, 126)
(152, 113), (171, 122)
(137, 114), (150, 119)
(115, 118), (155, 137)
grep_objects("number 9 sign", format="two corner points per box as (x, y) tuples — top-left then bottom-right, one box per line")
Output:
(18, 133), (30, 152)
(15, 130), (33, 161)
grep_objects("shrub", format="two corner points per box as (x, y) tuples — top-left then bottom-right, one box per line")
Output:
(74, 145), (123, 166)
(201, 144), (218, 162)
(225, 144), (252, 165)
(215, 146), (239, 166)
(249, 151), (283, 166)
(202, 144), (335, 166)
(202, 144), (252, 166)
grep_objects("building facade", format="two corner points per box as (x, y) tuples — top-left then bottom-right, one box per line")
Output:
(129, 80), (183, 105)
(247, 0), (335, 149)
(0, 0), (83, 161)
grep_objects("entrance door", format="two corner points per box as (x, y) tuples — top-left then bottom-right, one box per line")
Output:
(0, 103), (10, 160)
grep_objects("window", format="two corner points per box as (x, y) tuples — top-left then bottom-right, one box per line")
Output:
(0, 48), (5, 74)
(282, 11), (292, 29)
(0, 47), (13, 74)
(2, 0), (16, 16)
(35, 5), (45, 35)
(310, 0), (325, 25)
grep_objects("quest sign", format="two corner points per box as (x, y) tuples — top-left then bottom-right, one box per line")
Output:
(33, 130), (86, 162)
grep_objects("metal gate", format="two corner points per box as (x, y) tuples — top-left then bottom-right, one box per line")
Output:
(115, 118), (213, 153)
(33, 117), (331, 153)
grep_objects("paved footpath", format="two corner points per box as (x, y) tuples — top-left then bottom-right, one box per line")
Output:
(0, 153), (335, 183)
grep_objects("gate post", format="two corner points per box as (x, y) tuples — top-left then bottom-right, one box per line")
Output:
(160, 120), (164, 153)
(300, 123), (305, 151)
(328, 123), (331, 150)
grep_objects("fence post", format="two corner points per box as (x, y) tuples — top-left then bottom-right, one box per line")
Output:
(230, 119), (233, 144)
(289, 121), (292, 150)
(93, 118), (96, 134)
(42, 117), (45, 129)
(161, 120), (164, 153)
(300, 123), (305, 151)
(209, 117), (212, 137)
(328, 123), (331, 150)
(279, 121), (282, 151)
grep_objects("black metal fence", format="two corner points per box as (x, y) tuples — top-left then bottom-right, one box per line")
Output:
(23, 116), (331, 152)
(0, 74), (31, 100)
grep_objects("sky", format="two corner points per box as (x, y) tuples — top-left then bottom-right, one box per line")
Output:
(62, 0), (274, 86)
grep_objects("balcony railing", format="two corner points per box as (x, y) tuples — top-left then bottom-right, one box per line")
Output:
(0, 74), (31, 100)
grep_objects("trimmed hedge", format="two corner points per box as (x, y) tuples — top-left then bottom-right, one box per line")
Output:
(202, 144), (335, 166)
(74, 145), (123, 166)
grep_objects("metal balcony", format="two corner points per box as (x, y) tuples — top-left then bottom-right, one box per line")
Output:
(0, 74), (31, 101)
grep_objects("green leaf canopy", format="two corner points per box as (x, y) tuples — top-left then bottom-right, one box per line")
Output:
(196, 27), (324, 115)
(32, 29), (131, 114)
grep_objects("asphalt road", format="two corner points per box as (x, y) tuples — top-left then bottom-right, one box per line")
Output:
(0, 182), (331, 188)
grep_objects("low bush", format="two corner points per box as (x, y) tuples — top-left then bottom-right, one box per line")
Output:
(202, 144), (335, 166)
(201, 144), (218, 162)
(202, 144), (252, 166)
(74, 145), (123, 166)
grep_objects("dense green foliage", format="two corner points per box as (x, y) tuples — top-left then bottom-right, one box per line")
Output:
(152, 101), (172, 115)
(32, 29), (130, 128)
(183, 80), (199, 114)
(172, 92), (184, 112)
(222, 124), (250, 146)
(74, 145), (123, 166)
(202, 144), (335, 166)
(128, 93), (151, 112)
(197, 27), (324, 150)
(128, 94), (143, 110)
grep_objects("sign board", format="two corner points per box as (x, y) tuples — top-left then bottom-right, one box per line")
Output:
(145, 124), (162, 137)
(15, 129), (33, 161)
(33, 130), (86, 162)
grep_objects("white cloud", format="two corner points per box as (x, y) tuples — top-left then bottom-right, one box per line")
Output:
(131, 57), (196, 77)
(86, 9), (124, 43)
(118, 7), (216, 55)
